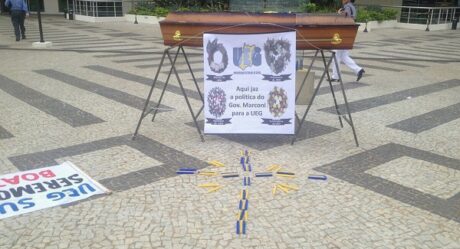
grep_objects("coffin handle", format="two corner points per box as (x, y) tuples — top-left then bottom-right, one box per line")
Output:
(173, 30), (183, 41)
(331, 33), (342, 45)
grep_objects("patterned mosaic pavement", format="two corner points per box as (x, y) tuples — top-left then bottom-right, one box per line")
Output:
(0, 15), (459, 248)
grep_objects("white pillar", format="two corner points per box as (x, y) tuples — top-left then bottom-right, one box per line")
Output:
(43, 0), (60, 14)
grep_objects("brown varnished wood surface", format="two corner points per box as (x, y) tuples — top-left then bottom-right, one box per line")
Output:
(159, 12), (359, 50)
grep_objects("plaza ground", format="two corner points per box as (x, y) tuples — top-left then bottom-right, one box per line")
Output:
(0, 15), (459, 248)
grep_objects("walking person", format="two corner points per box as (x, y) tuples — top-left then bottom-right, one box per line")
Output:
(332, 0), (365, 82)
(5, 0), (29, 41)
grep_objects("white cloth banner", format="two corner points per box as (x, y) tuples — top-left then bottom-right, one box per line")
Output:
(204, 31), (296, 134)
(0, 161), (110, 219)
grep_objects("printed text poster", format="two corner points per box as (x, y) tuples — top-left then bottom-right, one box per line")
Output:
(204, 31), (296, 134)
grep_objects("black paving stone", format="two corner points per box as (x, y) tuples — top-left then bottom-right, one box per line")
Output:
(359, 59), (428, 68)
(0, 74), (105, 127)
(314, 143), (460, 223)
(185, 120), (339, 151)
(94, 52), (156, 58)
(85, 65), (203, 101)
(387, 102), (460, 133)
(364, 52), (448, 64)
(9, 134), (208, 192)
(104, 32), (141, 37)
(0, 125), (13, 139)
(113, 57), (161, 63)
(63, 43), (142, 51)
(35, 69), (173, 112)
(391, 47), (460, 58)
(316, 82), (369, 96)
(381, 49), (458, 61)
(319, 79), (460, 114)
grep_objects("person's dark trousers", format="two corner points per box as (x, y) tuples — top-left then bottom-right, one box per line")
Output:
(10, 10), (25, 41)
(19, 12), (26, 39)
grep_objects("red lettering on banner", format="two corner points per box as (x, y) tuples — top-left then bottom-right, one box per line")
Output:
(21, 173), (39, 181)
(1, 176), (20, 185)
(0, 169), (56, 186)
(39, 170), (56, 178)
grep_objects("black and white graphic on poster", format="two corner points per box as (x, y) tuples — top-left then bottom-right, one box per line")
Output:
(207, 39), (228, 73)
(268, 86), (288, 117)
(206, 39), (232, 82)
(204, 32), (295, 134)
(206, 87), (231, 125)
(262, 86), (292, 126)
(262, 38), (292, 81)
(233, 44), (262, 70)
(264, 38), (291, 74)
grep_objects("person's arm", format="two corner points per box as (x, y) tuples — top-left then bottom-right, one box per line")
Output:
(337, 5), (344, 14)
(22, 0), (29, 16)
(343, 5), (353, 18)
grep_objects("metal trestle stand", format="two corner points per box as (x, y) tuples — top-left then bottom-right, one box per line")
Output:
(132, 45), (205, 142)
(132, 27), (358, 147)
(292, 49), (359, 147)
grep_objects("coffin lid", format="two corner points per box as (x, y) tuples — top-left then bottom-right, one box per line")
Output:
(160, 12), (358, 27)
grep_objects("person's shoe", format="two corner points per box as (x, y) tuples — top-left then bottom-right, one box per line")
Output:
(22, 35), (26, 39)
(330, 78), (339, 82)
(15, 37), (20, 41)
(357, 69), (365, 81)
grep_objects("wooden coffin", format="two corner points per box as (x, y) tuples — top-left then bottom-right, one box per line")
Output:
(159, 12), (359, 50)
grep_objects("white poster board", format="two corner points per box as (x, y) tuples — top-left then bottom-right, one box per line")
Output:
(203, 31), (296, 134)
(0, 162), (110, 219)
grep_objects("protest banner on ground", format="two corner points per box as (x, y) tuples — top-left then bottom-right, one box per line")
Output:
(0, 161), (110, 219)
